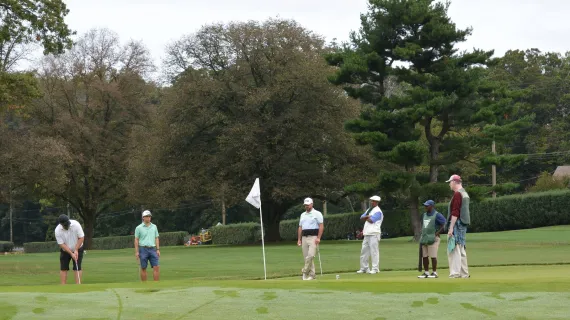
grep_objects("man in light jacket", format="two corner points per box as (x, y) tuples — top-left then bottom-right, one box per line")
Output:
(356, 195), (383, 274)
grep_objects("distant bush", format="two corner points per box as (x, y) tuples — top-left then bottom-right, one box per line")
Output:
(529, 172), (570, 193)
(0, 241), (14, 252)
(210, 223), (262, 245)
(24, 231), (188, 253)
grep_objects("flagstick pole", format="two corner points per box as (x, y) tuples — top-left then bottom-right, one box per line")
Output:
(259, 205), (267, 280)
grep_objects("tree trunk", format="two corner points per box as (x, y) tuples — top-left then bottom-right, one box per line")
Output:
(81, 210), (96, 250)
(429, 139), (440, 183)
(9, 182), (13, 243)
(409, 195), (421, 241)
(261, 199), (291, 242)
(221, 198), (226, 225)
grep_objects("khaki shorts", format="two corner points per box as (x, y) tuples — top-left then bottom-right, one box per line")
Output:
(421, 236), (441, 258)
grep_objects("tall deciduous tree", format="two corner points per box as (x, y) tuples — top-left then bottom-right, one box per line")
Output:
(129, 18), (369, 240)
(29, 28), (155, 248)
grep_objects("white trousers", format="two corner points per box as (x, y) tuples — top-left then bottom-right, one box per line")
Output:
(360, 234), (380, 271)
(447, 244), (469, 277)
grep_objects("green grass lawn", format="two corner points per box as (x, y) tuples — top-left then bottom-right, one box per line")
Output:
(1, 226), (569, 319)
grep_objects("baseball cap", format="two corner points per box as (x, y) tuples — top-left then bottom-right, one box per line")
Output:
(303, 198), (313, 205)
(142, 210), (152, 217)
(445, 174), (462, 182)
(369, 195), (381, 201)
(58, 214), (70, 227)
(423, 200), (435, 206)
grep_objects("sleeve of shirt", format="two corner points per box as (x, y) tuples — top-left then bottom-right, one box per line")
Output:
(75, 222), (85, 238)
(298, 216), (303, 227)
(155, 227), (159, 237)
(135, 226), (140, 239)
(435, 213), (447, 227)
(360, 212), (368, 218)
(316, 212), (323, 224)
(369, 210), (383, 223)
(451, 192), (462, 218)
(55, 229), (64, 245)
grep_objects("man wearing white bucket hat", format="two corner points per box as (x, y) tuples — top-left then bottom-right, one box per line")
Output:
(356, 195), (383, 274)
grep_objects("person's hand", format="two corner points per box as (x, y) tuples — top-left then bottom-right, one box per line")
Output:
(135, 251), (140, 259)
(297, 240), (302, 246)
(435, 232), (440, 237)
(447, 228), (453, 237)
(71, 252), (78, 261)
(315, 238), (321, 245)
(156, 249), (160, 257)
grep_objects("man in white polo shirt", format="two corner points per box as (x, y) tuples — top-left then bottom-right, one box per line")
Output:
(54, 214), (85, 284)
(356, 195), (383, 274)
(297, 197), (324, 281)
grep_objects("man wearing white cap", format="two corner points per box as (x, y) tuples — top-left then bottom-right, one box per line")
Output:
(356, 196), (383, 274)
(135, 210), (160, 281)
(297, 197), (324, 280)
(445, 174), (471, 278)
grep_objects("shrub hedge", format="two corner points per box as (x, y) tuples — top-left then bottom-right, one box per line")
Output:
(0, 241), (14, 252)
(210, 222), (263, 245)
(435, 189), (570, 233)
(24, 231), (188, 253)
(279, 210), (412, 241)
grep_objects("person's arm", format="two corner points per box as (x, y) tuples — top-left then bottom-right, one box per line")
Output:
(315, 213), (324, 245)
(360, 210), (369, 221)
(435, 213), (447, 237)
(316, 223), (324, 245)
(448, 193), (462, 236)
(297, 226), (302, 246)
(155, 228), (160, 257)
(55, 229), (74, 256)
(75, 237), (84, 253)
(134, 227), (140, 258)
(368, 210), (382, 223)
(75, 223), (85, 255)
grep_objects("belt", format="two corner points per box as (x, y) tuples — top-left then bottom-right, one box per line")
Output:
(142, 246), (155, 248)
(302, 229), (319, 236)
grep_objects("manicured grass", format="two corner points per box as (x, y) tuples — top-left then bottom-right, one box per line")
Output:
(1, 226), (569, 319)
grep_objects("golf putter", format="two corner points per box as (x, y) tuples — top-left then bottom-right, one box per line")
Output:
(74, 258), (81, 284)
(317, 245), (323, 276)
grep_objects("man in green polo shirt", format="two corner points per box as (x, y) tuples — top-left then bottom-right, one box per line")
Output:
(135, 210), (160, 281)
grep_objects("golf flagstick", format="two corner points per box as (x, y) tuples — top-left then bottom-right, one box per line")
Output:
(317, 245), (323, 276)
(245, 178), (267, 280)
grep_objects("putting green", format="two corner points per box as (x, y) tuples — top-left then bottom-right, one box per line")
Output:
(1, 265), (569, 320)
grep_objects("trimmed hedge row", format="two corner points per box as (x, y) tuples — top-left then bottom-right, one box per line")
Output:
(210, 222), (263, 245)
(435, 189), (570, 233)
(0, 241), (14, 252)
(24, 231), (188, 253)
(279, 210), (412, 241)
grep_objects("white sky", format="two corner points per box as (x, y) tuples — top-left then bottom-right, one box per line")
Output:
(22, 0), (570, 71)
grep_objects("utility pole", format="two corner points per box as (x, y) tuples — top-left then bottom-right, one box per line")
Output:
(221, 197), (226, 225)
(492, 140), (497, 198)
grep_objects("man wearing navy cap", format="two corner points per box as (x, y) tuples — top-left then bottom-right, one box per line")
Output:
(417, 200), (447, 278)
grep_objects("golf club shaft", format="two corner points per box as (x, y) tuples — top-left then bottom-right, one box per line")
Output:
(317, 245), (323, 276)
(74, 258), (81, 284)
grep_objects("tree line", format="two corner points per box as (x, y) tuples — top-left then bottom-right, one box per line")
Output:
(1, 0), (569, 246)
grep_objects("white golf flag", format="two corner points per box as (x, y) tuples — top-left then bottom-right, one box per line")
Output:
(245, 178), (267, 280)
(245, 178), (261, 209)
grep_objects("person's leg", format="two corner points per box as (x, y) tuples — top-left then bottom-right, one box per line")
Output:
(359, 235), (370, 272)
(449, 244), (461, 277)
(301, 236), (309, 277)
(428, 237), (440, 274)
(370, 234), (380, 272)
(421, 245), (429, 272)
(139, 248), (149, 281)
(149, 248), (160, 281)
(60, 250), (70, 285)
(305, 236), (317, 278)
(460, 245), (469, 278)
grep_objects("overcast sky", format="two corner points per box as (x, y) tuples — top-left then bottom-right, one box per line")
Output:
(25, 0), (570, 70)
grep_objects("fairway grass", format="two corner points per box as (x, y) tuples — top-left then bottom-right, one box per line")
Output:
(1, 226), (569, 319)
